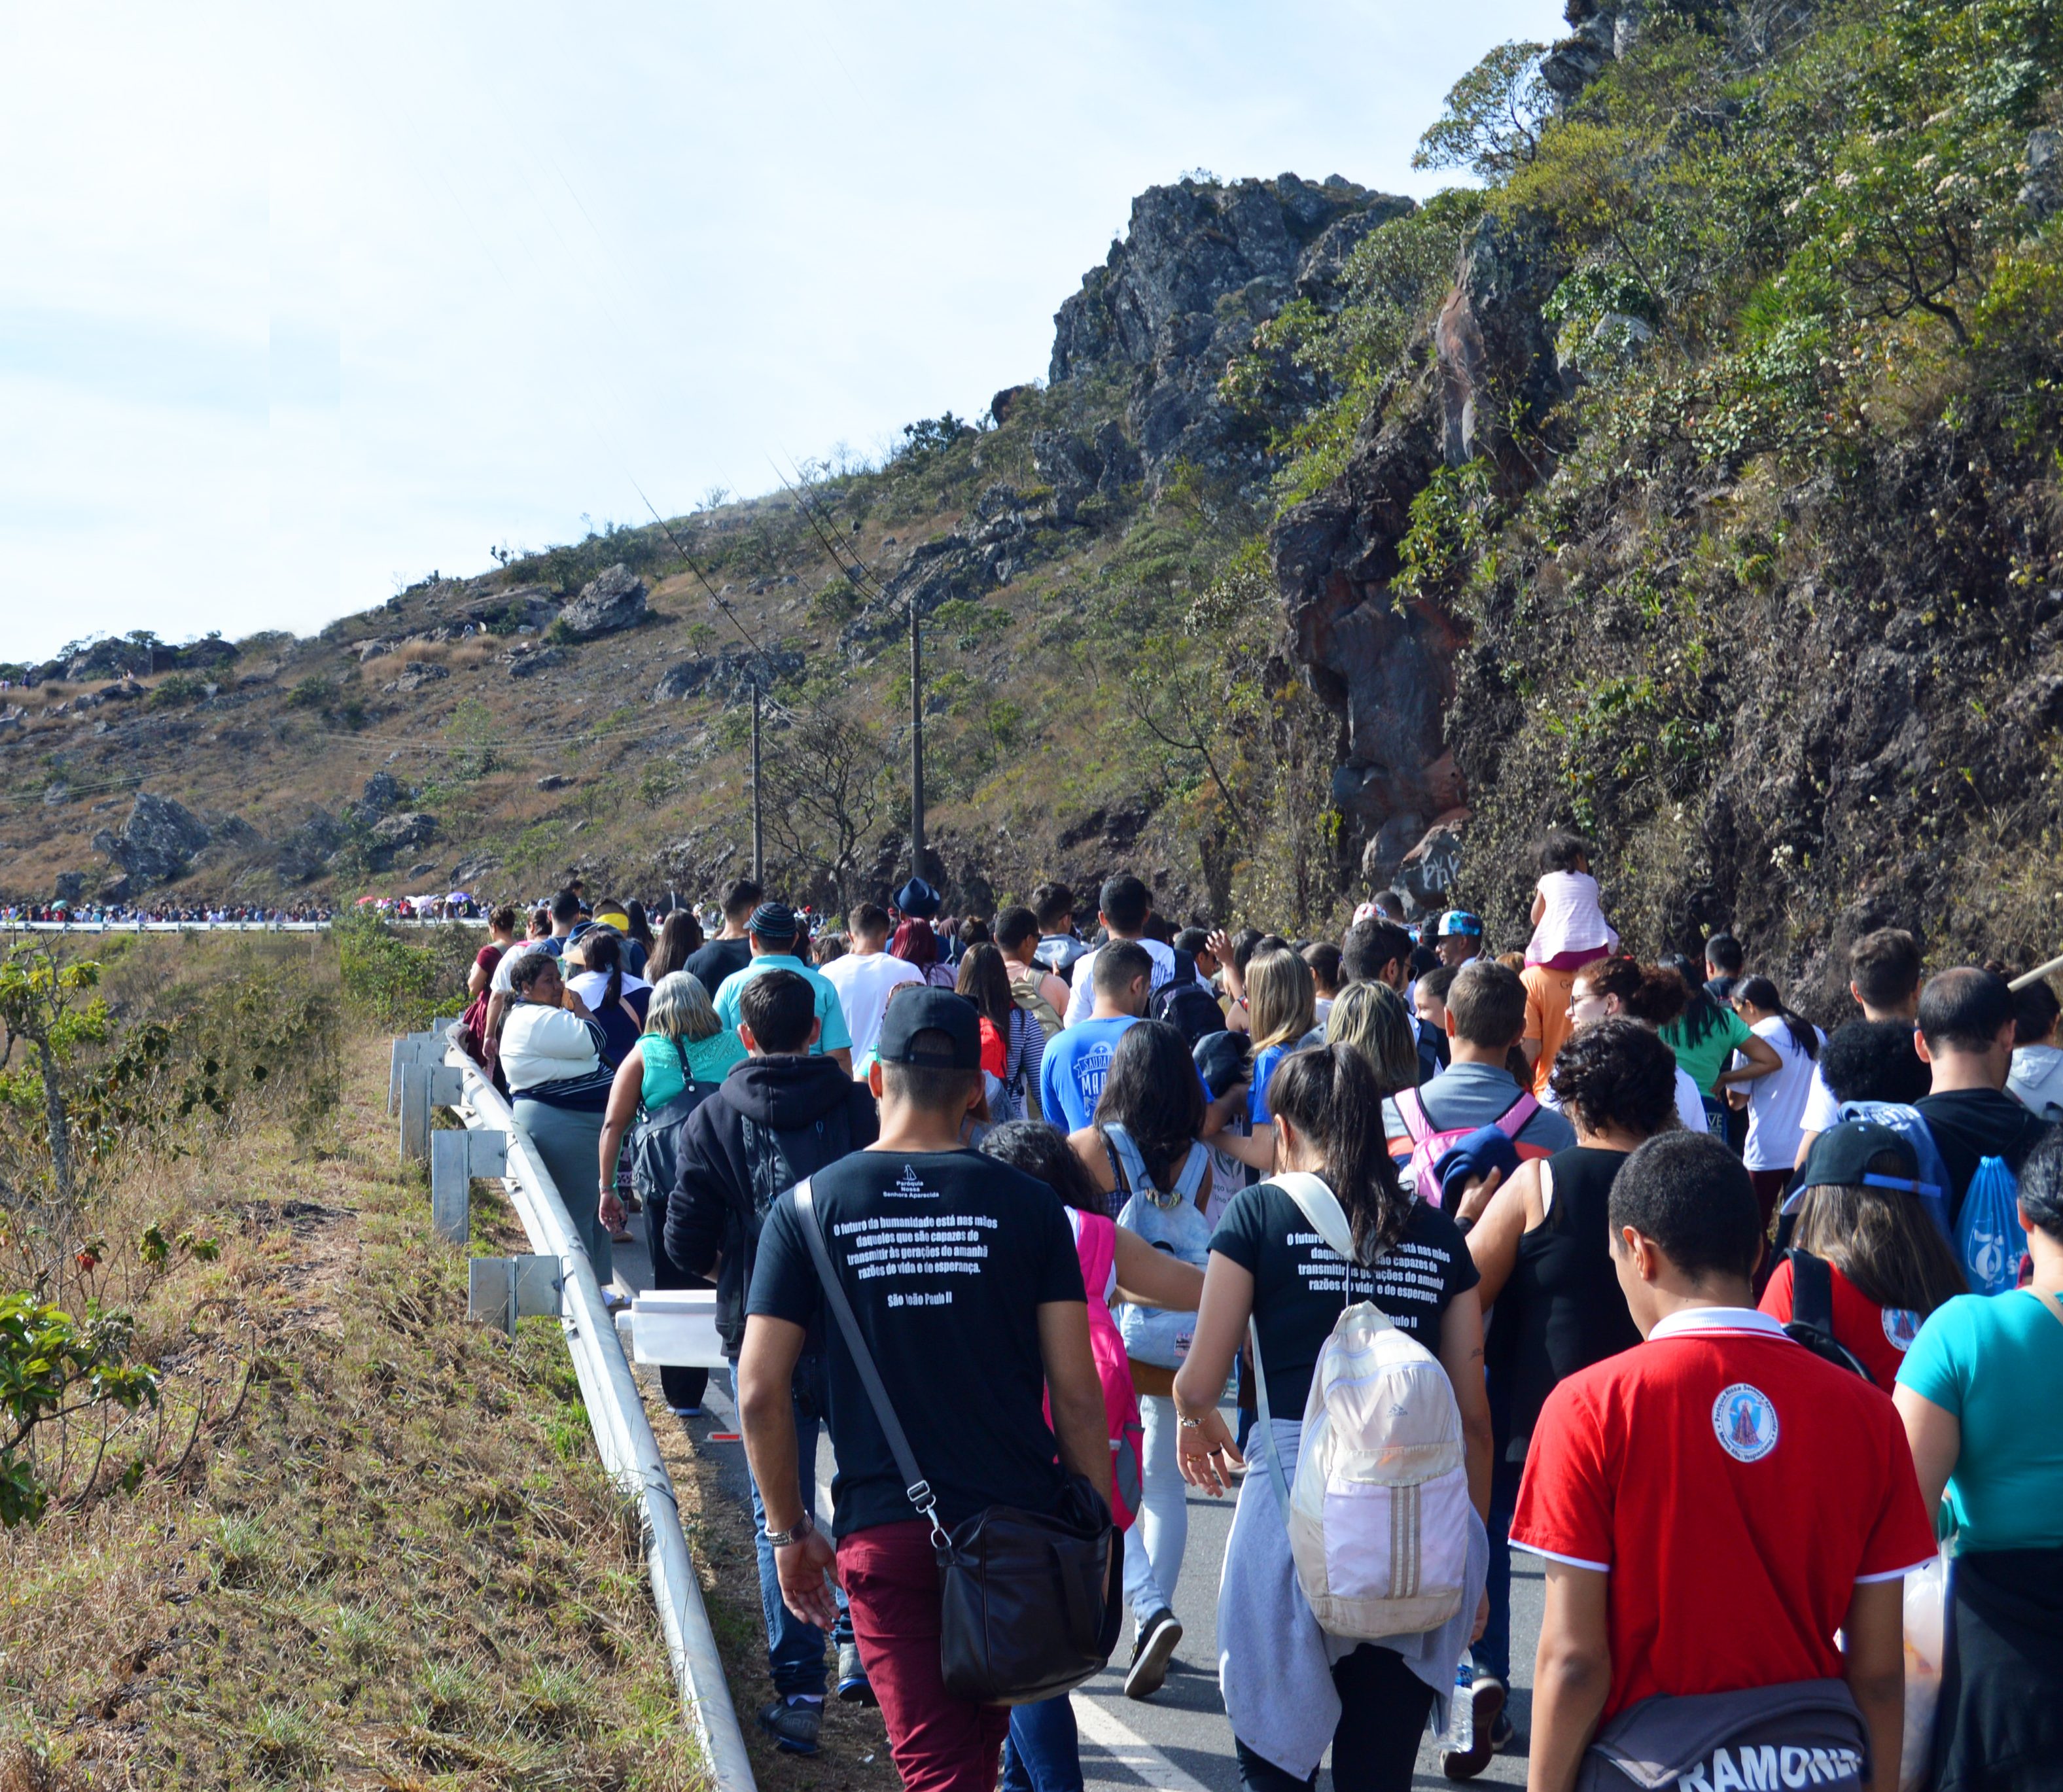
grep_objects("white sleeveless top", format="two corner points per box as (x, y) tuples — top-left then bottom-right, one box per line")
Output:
(1525, 870), (1619, 965)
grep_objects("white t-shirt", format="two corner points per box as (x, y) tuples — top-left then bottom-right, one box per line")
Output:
(821, 949), (924, 1076)
(1798, 1063), (1841, 1135)
(1674, 1066), (1708, 1137)
(1741, 1014), (1825, 1171)
(1062, 937), (1184, 1027)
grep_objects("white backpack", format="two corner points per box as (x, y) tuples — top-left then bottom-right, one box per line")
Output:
(1250, 1172), (1471, 1639)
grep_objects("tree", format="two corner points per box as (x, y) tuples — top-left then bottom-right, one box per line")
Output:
(1413, 42), (1553, 183)
(760, 686), (897, 915)
(0, 945), (106, 1208)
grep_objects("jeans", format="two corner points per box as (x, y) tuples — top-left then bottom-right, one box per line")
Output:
(732, 1362), (853, 1697)
(1470, 1450), (1525, 1685)
(839, 1520), (1010, 1792)
(1122, 1395), (1188, 1626)
(1234, 1644), (1436, 1792)
(1001, 1695), (1084, 1792)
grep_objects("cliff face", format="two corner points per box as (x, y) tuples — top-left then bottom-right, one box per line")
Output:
(1050, 174), (1413, 487)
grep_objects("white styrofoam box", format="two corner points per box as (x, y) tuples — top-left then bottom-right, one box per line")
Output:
(626, 1288), (728, 1368)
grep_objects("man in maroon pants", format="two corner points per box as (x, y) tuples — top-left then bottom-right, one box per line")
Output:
(739, 988), (1110, 1790)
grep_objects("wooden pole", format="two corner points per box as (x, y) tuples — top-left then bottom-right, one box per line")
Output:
(909, 597), (926, 879)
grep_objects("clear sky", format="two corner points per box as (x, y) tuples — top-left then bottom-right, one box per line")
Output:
(0, 1), (1564, 662)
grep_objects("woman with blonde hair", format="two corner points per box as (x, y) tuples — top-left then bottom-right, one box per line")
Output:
(1214, 949), (1317, 1174)
(1324, 978), (1422, 1098)
(597, 971), (746, 1413)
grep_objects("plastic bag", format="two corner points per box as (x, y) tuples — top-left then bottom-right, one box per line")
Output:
(1900, 1553), (1948, 1792)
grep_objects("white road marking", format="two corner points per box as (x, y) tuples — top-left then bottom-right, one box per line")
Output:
(1071, 1691), (1219, 1792)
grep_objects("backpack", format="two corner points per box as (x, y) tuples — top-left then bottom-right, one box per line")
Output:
(1148, 951), (1227, 1048)
(1061, 1206), (1144, 1530)
(1393, 1084), (1540, 1206)
(1108, 1123), (1212, 1369)
(1007, 962), (1064, 1040)
(1780, 1250), (1875, 1383)
(629, 1040), (722, 1206)
(1250, 1170), (1471, 1640)
(740, 1100), (857, 1225)
(1956, 1155), (2029, 1295)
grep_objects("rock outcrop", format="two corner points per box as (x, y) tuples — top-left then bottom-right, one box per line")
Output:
(92, 792), (213, 888)
(1049, 174), (1413, 487)
(1267, 207), (1568, 902)
(555, 565), (647, 639)
(652, 645), (805, 704)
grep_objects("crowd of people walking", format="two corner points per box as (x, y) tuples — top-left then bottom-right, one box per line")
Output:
(448, 850), (2063, 1792)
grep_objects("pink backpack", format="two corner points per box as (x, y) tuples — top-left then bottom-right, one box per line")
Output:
(1060, 1206), (1144, 1530)
(1393, 1085), (1539, 1207)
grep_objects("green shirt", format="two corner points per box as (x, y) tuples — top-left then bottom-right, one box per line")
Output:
(1661, 1003), (1754, 1097)
(1897, 1289), (2063, 1553)
(711, 954), (853, 1055)
(639, 1029), (748, 1108)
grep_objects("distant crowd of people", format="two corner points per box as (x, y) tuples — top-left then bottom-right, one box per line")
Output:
(1, 900), (335, 925)
(442, 844), (2063, 1792)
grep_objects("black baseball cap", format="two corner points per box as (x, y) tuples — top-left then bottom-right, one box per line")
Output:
(748, 900), (799, 943)
(876, 987), (981, 1070)
(1797, 1120), (1941, 1199)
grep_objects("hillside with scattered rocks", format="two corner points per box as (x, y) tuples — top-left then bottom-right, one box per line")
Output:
(10, 0), (2063, 994)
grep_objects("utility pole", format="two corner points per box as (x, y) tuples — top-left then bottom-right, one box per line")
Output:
(909, 597), (925, 880)
(750, 682), (764, 883)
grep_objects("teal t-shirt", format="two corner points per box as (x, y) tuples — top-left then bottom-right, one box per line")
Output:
(1897, 1289), (2063, 1552)
(711, 954), (853, 1055)
(1661, 1004), (1754, 1097)
(639, 1029), (748, 1108)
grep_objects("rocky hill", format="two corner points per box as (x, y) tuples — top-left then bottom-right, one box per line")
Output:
(10, 0), (2063, 999)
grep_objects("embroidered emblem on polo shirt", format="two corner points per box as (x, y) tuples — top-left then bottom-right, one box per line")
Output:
(1712, 1382), (1780, 1463)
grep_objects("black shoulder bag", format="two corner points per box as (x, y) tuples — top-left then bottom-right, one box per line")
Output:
(793, 1179), (1121, 1705)
(1782, 1249), (1875, 1384)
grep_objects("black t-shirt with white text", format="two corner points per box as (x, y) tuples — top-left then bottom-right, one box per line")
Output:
(749, 1148), (1085, 1536)
(1210, 1184), (1478, 1416)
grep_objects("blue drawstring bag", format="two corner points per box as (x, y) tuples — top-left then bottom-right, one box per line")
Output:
(1955, 1155), (2028, 1295)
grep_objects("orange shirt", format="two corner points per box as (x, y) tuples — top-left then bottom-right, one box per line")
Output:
(1522, 964), (1579, 1098)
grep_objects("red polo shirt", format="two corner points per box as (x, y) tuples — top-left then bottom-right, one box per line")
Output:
(1510, 1307), (1935, 1719)
(1759, 1257), (1924, 1392)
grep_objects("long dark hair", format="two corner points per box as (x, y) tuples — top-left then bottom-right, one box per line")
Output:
(1792, 1178), (1969, 1315)
(1658, 952), (1725, 1046)
(1093, 1019), (1206, 1189)
(981, 1119), (1104, 1216)
(624, 898), (655, 949)
(648, 911), (704, 980)
(956, 942), (1015, 1036)
(1735, 974), (1819, 1060)
(1268, 1045), (1411, 1261)
(580, 929), (627, 1012)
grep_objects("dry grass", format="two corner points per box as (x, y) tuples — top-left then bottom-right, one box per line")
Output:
(0, 1025), (706, 1791)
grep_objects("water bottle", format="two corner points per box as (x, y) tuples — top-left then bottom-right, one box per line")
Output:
(1443, 1663), (1475, 1753)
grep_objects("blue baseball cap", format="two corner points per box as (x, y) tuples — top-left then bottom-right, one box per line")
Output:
(1436, 911), (1483, 939)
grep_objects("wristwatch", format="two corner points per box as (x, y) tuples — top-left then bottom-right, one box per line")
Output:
(764, 1510), (815, 1547)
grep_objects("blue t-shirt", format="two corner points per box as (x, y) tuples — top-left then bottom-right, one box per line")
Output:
(712, 953), (854, 1055)
(1248, 1042), (1297, 1125)
(1039, 1016), (1138, 1133)
(1897, 1289), (2063, 1552)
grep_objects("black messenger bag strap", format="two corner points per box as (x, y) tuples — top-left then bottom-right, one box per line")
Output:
(793, 1180), (947, 1544)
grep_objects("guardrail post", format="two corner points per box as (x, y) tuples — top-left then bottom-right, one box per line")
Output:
(400, 1063), (463, 1163)
(431, 1127), (508, 1242)
(389, 1033), (434, 1114)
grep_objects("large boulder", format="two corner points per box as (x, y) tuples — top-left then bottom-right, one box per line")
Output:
(556, 564), (648, 639)
(91, 792), (212, 888)
(347, 772), (408, 825)
(371, 811), (438, 852)
(275, 812), (343, 882)
(652, 644), (804, 703)
(389, 660), (448, 693)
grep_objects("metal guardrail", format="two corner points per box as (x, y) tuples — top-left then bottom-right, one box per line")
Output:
(394, 1028), (756, 1791)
